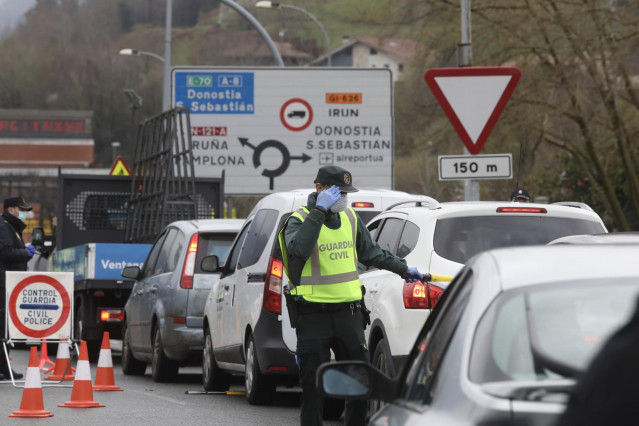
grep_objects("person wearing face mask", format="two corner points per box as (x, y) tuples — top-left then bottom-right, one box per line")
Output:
(278, 166), (423, 426)
(0, 197), (36, 380)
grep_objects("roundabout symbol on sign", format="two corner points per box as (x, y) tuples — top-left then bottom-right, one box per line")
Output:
(280, 98), (313, 131)
(9, 275), (71, 338)
(239, 137), (311, 190)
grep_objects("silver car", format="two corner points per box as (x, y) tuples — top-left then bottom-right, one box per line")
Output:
(121, 219), (243, 382)
(318, 244), (639, 425)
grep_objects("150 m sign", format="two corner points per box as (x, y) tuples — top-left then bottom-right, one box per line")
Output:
(439, 154), (512, 181)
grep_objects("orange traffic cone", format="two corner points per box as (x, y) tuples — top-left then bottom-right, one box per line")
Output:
(9, 346), (53, 418)
(93, 332), (122, 391)
(58, 341), (105, 408)
(45, 339), (75, 381)
(38, 339), (55, 371)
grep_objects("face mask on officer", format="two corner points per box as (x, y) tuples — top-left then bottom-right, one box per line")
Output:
(330, 193), (348, 213)
(17, 211), (28, 222)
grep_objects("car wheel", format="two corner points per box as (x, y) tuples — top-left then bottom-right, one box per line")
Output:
(369, 338), (393, 417)
(121, 323), (146, 376)
(245, 335), (275, 405)
(151, 326), (179, 382)
(202, 328), (231, 391)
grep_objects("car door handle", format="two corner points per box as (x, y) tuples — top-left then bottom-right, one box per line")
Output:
(247, 273), (266, 283)
(149, 286), (158, 294)
(136, 289), (143, 296)
(224, 284), (230, 290)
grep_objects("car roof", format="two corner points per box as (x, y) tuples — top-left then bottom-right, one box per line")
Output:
(383, 200), (605, 222)
(168, 218), (245, 232)
(470, 244), (639, 291)
(548, 232), (639, 245)
(248, 188), (433, 217)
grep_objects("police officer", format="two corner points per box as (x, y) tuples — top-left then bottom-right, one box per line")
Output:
(0, 197), (36, 380)
(279, 166), (423, 426)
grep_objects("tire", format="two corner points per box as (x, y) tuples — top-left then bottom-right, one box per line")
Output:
(245, 335), (275, 405)
(151, 326), (179, 382)
(202, 328), (231, 391)
(368, 338), (393, 418)
(323, 397), (345, 421)
(121, 323), (146, 376)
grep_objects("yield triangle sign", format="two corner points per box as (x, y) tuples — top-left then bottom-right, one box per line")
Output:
(110, 156), (131, 176)
(424, 67), (521, 154)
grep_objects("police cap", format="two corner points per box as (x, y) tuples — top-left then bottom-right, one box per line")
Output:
(3, 197), (32, 211)
(314, 166), (359, 193)
(511, 188), (530, 201)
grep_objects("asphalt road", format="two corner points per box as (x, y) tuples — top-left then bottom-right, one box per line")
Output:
(0, 341), (343, 426)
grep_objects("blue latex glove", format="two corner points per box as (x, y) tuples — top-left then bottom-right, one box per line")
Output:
(404, 266), (424, 283)
(26, 245), (36, 258)
(316, 185), (341, 211)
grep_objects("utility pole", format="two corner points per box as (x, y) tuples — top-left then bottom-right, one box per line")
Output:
(162, 0), (172, 112)
(459, 0), (480, 201)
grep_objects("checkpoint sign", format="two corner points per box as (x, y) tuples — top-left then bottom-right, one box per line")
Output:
(424, 67), (521, 155)
(172, 67), (393, 194)
(6, 272), (73, 340)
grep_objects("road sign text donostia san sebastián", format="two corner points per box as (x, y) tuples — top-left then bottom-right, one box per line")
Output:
(172, 67), (394, 194)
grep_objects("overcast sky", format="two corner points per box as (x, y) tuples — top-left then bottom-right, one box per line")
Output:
(0, 0), (36, 37)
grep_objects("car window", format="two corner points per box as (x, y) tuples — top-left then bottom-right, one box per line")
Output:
(396, 220), (419, 258)
(142, 231), (168, 278)
(164, 229), (185, 273)
(195, 232), (236, 272)
(356, 210), (382, 224)
(469, 279), (639, 383)
(238, 209), (278, 269)
(367, 219), (382, 241)
(375, 218), (405, 255)
(153, 228), (179, 275)
(433, 216), (606, 263)
(401, 268), (472, 406)
(224, 221), (251, 274)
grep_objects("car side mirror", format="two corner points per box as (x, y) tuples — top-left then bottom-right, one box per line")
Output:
(31, 227), (45, 247)
(201, 255), (220, 272)
(121, 265), (141, 280)
(317, 361), (398, 403)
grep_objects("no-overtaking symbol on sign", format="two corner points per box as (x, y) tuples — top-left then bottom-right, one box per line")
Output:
(6, 272), (73, 340)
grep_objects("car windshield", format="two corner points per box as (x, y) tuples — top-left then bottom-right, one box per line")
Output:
(434, 216), (605, 263)
(470, 279), (639, 383)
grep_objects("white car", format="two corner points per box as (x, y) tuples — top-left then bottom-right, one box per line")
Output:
(360, 200), (608, 381)
(201, 188), (431, 407)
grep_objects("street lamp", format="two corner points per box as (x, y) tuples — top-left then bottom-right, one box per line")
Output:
(256, 1), (331, 66)
(119, 48), (169, 112)
(119, 48), (166, 63)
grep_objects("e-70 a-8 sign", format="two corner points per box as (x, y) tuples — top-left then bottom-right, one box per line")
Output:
(172, 67), (393, 195)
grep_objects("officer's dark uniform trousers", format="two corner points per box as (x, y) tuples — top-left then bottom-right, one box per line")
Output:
(296, 304), (368, 426)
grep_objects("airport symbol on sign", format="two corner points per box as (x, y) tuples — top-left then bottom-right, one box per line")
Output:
(424, 67), (521, 155)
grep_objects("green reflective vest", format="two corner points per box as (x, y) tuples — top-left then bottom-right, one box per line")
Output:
(279, 206), (362, 303)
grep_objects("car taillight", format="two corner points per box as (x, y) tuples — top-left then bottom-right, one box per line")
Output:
(403, 281), (444, 309)
(180, 233), (198, 289)
(497, 207), (547, 213)
(99, 309), (124, 322)
(263, 257), (283, 314)
(352, 202), (374, 208)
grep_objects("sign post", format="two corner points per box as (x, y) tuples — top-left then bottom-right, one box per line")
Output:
(171, 67), (394, 194)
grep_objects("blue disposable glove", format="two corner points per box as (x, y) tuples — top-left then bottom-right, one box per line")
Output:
(26, 245), (36, 258)
(316, 185), (341, 211)
(404, 266), (424, 283)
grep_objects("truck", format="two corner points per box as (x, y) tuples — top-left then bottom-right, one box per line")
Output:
(31, 107), (225, 361)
